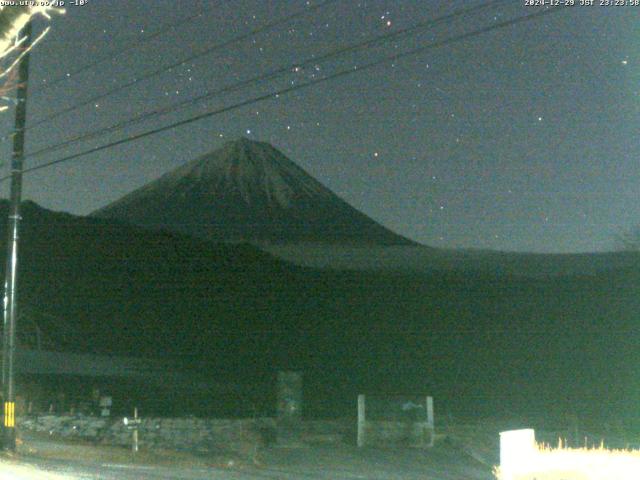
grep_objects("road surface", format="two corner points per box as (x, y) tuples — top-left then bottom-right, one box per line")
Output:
(2, 440), (495, 480)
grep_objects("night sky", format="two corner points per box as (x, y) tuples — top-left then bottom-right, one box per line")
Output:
(0, 0), (637, 253)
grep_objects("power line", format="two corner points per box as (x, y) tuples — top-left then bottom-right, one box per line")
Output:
(17, 0), (340, 136)
(25, 0), (510, 159)
(33, 4), (210, 92)
(0, 6), (569, 183)
(11, 5), (569, 179)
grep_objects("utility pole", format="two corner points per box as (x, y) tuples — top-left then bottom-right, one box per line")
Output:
(2, 20), (32, 452)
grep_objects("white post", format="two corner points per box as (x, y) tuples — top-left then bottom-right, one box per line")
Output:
(357, 394), (366, 448)
(132, 407), (139, 453)
(425, 396), (434, 447)
(499, 429), (536, 479)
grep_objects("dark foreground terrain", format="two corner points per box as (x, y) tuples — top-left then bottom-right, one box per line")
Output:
(11, 420), (638, 479)
(5, 201), (640, 424)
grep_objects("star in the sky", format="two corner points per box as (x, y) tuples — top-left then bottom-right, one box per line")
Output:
(26, 0), (639, 254)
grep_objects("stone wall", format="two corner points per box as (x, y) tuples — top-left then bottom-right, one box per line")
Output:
(18, 414), (428, 452)
(362, 420), (434, 447)
(299, 419), (353, 444)
(18, 414), (277, 455)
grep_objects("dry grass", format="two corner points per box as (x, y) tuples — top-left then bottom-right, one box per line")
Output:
(494, 440), (640, 480)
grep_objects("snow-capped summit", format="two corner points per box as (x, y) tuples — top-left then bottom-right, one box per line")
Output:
(92, 138), (414, 245)
(158, 137), (335, 209)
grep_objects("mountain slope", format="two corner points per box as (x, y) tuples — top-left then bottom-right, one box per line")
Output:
(92, 138), (414, 245)
(263, 243), (640, 277)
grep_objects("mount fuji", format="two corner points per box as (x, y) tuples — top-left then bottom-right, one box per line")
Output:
(92, 137), (414, 246)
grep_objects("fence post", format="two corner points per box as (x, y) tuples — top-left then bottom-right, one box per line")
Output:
(276, 371), (302, 446)
(123, 407), (141, 453)
(426, 396), (434, 447)
(357, 394), (365, 447)
(132, 407), (139, 453)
